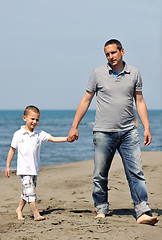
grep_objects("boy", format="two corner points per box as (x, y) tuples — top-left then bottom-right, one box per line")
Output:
(5, 105), (67, 221)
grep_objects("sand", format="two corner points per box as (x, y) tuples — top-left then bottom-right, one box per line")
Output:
(0, 151), (162, 240)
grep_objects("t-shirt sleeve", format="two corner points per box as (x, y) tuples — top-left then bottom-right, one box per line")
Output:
(86, 69), (97, 93)
(135, 70), (143, 91)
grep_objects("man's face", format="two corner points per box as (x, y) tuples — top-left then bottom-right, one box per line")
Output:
(104, 43), (124, 68)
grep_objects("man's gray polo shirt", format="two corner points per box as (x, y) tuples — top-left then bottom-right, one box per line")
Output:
(86, 62), (142, 132)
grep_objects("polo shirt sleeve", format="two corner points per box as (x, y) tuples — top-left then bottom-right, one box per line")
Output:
(135, 70), (142, 91)
(11, 131), (19, 149)
(40, 130), (51, 142)
(86, 69), (97, 93)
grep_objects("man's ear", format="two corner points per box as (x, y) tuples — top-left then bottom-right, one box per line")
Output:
(121, 48), (124, 56)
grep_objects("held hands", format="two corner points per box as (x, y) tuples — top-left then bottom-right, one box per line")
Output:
(143, 129), (152, 146)
(67, 128), (79, 143)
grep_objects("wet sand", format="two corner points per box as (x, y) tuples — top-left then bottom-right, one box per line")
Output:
(0, 151), (162, 240)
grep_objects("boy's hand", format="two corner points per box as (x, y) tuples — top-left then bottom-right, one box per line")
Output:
(67, 128), (79, 142)
(5, 147), (16, 178)
(5, 167), (10, 178)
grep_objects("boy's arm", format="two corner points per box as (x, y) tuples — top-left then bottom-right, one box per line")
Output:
(5, 147), (16, 178)
(48, 136), (67, 143)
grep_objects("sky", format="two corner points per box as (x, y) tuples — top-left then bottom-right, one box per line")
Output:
(0, 0), (162, 110)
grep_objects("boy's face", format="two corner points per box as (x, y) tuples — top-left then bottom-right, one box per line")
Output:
(23, 110), (40, 132)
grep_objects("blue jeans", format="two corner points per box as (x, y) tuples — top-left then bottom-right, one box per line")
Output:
(92, 127), (151, 219)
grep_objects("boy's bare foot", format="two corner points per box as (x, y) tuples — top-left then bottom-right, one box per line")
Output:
(29, 202), (45, 221)
(94, 213), (106, 219)
(137, 214), (158, 225)
(16, 209), (25, 221)
(34, 215), (46, 221)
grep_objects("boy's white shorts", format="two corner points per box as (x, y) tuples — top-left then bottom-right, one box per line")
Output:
(20, 175), (37, 202)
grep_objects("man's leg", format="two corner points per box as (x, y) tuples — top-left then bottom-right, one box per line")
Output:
(92, 131), (117, 218)
(118, 127), (158, 225)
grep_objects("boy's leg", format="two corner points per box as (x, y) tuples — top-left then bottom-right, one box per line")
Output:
(16, 197), (26, 221)
(29, 201), (45, 221)
(21, 175), (45, 221)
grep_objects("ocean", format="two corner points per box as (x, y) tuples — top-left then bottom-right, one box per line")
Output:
(0, 110), (162, 171)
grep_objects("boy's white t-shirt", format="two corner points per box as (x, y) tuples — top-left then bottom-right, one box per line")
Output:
(11, 126), (51, 175)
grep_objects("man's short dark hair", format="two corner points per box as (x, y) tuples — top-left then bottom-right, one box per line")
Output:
(24, 105), (40, 116)
(104, 39), (123, 51)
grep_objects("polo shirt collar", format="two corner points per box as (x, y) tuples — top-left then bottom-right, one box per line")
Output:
(107, 61), (130, 74)
(21, 126), (38, 136)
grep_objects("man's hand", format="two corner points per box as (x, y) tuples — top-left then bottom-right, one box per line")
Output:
(143, 129), (152, 146)
(67, 128), (79, 142)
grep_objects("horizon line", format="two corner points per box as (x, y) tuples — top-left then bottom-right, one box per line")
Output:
(0, 108), (162, 111)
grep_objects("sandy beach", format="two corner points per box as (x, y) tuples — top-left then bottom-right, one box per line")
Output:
(0, 151), (162, 240)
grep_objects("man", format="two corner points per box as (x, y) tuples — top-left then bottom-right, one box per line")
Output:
(67, 39), (158, 225)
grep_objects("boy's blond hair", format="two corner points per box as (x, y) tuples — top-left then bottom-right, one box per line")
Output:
(24, 105), (40, 116)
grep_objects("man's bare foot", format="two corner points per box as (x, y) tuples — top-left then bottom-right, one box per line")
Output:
(16, 209), (25, 221)
(137, 214), (158, 225)
(94, 213), (106, 219)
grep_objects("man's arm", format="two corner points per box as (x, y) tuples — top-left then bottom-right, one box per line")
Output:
(134, 91), (152, 146)
(67, 91), (95, 142)
(5, 147), (16, 178)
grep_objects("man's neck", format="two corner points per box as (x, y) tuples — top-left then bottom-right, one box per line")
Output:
(110, 61), (124, 74)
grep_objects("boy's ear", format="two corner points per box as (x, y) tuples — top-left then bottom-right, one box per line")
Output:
(23, 115), (26, 122)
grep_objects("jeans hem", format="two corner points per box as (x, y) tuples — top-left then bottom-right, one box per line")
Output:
(95, 203), (109, 214)
(135, 201), (151, 219)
